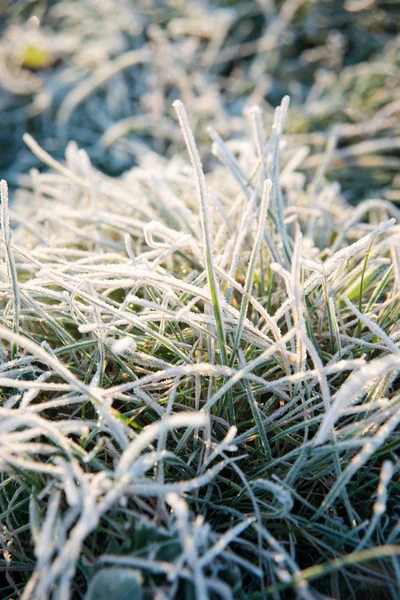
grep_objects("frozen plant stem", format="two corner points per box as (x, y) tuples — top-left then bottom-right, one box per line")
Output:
(173, 100), (233, 420)
(172, 101), (227, 365)
(1, 180), (20, 358)
(230, 179), (272, 366)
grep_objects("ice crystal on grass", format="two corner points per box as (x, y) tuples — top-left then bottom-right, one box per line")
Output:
(0, 92), (400, 599)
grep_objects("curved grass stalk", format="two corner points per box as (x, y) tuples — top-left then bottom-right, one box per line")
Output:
(1, 180), (20, 358)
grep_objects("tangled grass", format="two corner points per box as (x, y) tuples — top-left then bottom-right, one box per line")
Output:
(0, 92), (400, 599)
(1, 1), (400, 599)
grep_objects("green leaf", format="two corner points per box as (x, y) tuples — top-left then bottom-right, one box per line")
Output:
(85, 568), (143, 600)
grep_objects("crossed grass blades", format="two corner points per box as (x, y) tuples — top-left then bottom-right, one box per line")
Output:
(0, 91), (400, 599)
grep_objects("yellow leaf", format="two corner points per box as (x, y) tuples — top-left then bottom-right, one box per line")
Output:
(22, 45), (52, 69)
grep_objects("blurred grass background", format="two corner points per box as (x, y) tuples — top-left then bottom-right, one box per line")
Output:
(1, 0), (400, 201)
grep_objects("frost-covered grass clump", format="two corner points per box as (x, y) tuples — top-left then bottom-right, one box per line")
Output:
(1, 97), (400, 600)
